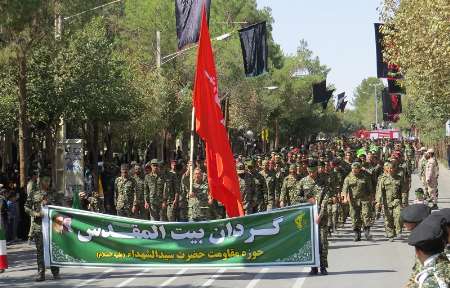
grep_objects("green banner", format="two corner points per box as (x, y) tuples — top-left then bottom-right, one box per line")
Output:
(43, 204), (319, 268)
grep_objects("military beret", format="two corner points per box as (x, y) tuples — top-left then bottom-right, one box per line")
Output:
(351, 162), (361, 169)
(289, 164), (297, 170)
(434, 208), (450, 224)
(150, 159), (160, 165)
(400, 204), (431, 223)
(408, 215), (446, 247)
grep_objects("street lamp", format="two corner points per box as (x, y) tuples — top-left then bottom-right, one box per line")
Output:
(369, 82), (385, 128)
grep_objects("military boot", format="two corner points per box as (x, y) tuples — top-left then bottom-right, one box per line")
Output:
(309, 267), (318, 276)
(353, 229), (360, 242)
(35, 273), (45, 282)
(320, 267), (328, 275)
(364, 227), (371, 240)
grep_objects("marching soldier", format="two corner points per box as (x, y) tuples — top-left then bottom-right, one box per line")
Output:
(236, 162), (256, 215)
(163, 160), (180, 221)
(144, 159), (165, 221)
(279, 164), (299, 207)
(24, 172), (60, 282)
(132, 164), (146, 219)
(342, 162), (374, 241)
(114, 164), (137, 218)
(188, 168), (214, 221)
(260, 160), (277, 211)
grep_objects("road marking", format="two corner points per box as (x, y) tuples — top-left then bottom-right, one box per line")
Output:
(292, 267), (309, 288)
(245, 267), (270, 288)
(159, 268), (188, 287)
(115, 268), (150, 287)
(201, 268), (226, 287)
(76, 268), (115, 287)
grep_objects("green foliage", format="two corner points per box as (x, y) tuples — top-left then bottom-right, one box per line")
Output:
(381, 0), (450, 142)
(348, 77), (384, 128)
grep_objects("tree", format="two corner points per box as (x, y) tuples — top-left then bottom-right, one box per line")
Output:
(349, 77), (384, 128)
(380, 0), (450, 142)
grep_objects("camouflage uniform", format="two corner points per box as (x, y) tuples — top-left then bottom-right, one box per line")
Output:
(279, 174), (299, 206)
(249, 169), (268, 212)
(24, 188), (59, 279)
(414, 254), (449, 288)
(260, 169), (276, 210)
(133, 175), (146, 219)
(163, 170), (180, 221)
(237, 171), (256, 214)
(364, 162), (383, 224)
(400, 161), (412, 206)
(326, 170), (340, 231)
(299, 175), (330, 268)
(419, 156), (429, 198)
(114, 176), (136, 218)
(144, 172), (165, 221)
(376, 172), (403, 238)
(179, 172), (190, 222)
(188, 181), (213, 221)
(342, 171), (374, 232)
(87, 193), (105, 213)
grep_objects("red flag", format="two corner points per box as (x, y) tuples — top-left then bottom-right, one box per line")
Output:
(192, 5), (244, 217)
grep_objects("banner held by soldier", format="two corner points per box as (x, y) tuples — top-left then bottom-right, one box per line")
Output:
(42, 204), (320, 268)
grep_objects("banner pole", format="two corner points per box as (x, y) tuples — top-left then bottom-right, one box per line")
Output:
(189, 107), (195, 197)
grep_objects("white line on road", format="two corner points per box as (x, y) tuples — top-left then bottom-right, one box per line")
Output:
(292, 267), (309, 288)
(115, 268), (151, 287)
(159, 268), (188, 287)
(245, 267), (270, 288)
(76, 268), (115, 287)
(201, 268), (227, 287)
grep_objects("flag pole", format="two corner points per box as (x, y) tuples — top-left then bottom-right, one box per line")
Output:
(189, 107), (195, 197)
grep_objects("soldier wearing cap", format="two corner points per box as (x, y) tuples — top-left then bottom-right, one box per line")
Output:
(24, 171), (60, 281)
(425, 148), (439, 208)
(246, 159), (267, 213)
(298, 160), (330, 275)
(114, 164), (137, 218)
(132, 164), (146, 219)
(179, 161), (192, 222)
(408, 215), (450, 287)
(279, 164), (299, 207)
(260, 160), (277, 211)
(188, 168), (214, 221)
(144, 159), (165, 220)
(376, 161), (404, 241)
(162, 160), (180, 221)
(236, 162), (255, 215)
(342, 161), (374, 241)
(401, 204), (432, 288)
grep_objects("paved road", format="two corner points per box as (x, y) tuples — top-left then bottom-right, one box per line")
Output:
(1, 165), (449, 288)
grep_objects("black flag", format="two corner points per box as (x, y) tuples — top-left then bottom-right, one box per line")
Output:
(382, 88), (402, 121)
(312, 80), (327, 103)
(176, 0), (211, 50)
(239, 22), (268, 77)
(374, 23), (389, 78)
(335, 92), (345, 111)
(340, 101), (348, 112)
(388, 79), (405, 94)
(322, 89), (334, 110)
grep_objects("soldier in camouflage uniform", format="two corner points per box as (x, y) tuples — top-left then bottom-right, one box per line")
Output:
(79, 191), (104, 213)
(363, 152), (383, 224)
(418, 148), (429, 199)
(299, 161), (330, 276)
(246, 159), (267, 212)
(259, 160), (277, 211)
(188, 168), (214, 221)
(376, 162), (404, 241)
(179, 162), (191, 222)
(24, 173), (60, 281)
(342, 162), (374, 241)
(279, 164), (299, 207)
(114, 164), (137, 218)
(237, 162), (255, 214)
(132, 165), (146, 219)
(163, 160), (180, 221)
(407, 215), (450, 288)
(144, 159), (165, 221)
(390, 154), (409, 208)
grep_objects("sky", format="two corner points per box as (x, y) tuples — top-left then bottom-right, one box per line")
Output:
(256, 0), (382, 104)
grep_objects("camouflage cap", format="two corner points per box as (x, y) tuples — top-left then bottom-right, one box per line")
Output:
(289, 164), (297, 170)
(150, 159), (160, 165)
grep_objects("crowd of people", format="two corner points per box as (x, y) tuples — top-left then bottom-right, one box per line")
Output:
(1, 137), (449, 286)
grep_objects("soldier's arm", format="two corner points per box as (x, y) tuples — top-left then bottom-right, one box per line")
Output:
(342, 177), (350, 200)
(114, 178), (119, 205)
(279, 179), (287, 206)
(24, 191), (33, 216)
(375, 176), (384, 204)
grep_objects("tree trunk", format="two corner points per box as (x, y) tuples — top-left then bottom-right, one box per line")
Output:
(17, 52), (29, 189)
